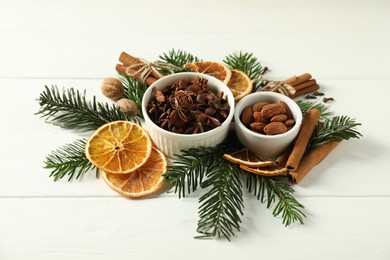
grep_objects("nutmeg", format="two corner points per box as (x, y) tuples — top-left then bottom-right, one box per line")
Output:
(116, 98), (138, 116)
(101, 77), (124, 101)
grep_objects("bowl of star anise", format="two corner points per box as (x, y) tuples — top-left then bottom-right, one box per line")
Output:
(142, 72), (235, 157)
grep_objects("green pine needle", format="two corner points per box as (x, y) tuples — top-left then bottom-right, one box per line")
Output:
(158, 49), (200, 70)
(36, 85), (140, 131)
(119, 74), (148, 117)
(244, 172), (305, 226)
(309, 116), (362, 150)
(164, 149), (213, 198)
(223, 51), (267, 92)
(164, 132), (304, 239)
(196, 161), (244, 241)
(296, 100), (334, 120)
(44, 139), (97, 181)
(165, 132), (244, 240)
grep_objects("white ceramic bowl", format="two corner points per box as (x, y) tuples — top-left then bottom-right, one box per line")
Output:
(142, 72), (235, 157)
(234, 92), (302, 159)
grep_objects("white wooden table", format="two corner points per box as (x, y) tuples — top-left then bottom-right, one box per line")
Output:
(1, 1), (389, 259)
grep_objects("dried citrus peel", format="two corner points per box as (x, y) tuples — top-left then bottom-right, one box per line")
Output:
(102, 147), (167, 198)
(240, 165), (288, 177)
(223, 148), (273, 167)
(85, 121), (152, 174)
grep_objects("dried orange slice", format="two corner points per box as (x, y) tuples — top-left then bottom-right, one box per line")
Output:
(101, 147), (167, 198)
(85, 121), (152, 174)
(223, 148), (273, 167)
(227, 69), (253, 102)
(184, 61), (232, 84)
(240, 165), (288, 177)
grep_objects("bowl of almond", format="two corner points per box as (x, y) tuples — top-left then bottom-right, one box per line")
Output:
(234, 92), (302, 159)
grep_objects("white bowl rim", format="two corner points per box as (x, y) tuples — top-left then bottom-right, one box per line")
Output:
(234, 91), (303, 139)
(142, 72), (235, 138)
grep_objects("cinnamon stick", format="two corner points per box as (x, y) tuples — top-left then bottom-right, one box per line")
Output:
(115, 64), (157, 86)
(293, 79), (317, 91)
(288, 142), (340, 183)
(285, 73), (312, 86)
(286, 109), (321, 171)
(119, 52), (142, 67)
(293, 84), (320, 98)
(275, 145), (293, 166)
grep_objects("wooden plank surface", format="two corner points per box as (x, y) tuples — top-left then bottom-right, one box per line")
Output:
(0, 0), (389, 259)
(0, 198), (389, 259)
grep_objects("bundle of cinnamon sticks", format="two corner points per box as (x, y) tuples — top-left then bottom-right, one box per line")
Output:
(276, 108), (339, 183)
(116, 52), (161, 86)
(284, 73), (320, 98)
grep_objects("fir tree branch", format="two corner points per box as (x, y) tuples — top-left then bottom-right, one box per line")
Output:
(296, 100), (333, 120)
(164, 149), (214, 198)
(119, 74), (147, 117)
(158, 49), (200, 71)
(164, 132), (244, 240)
(196, 160), (244, 241)
(44, 139), (97, 181)
(308, 116), (362, 150)
(36, 85), (140, 131)
(244, 172), (305, 226)
(223, 51), (267, 92)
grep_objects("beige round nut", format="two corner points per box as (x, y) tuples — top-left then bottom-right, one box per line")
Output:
(116, 98), (138, 116)
(261, 103), (286, 119)
(241, 105), (254, 126)
(263, 122), (288, 135)
(101, 77), (124, 100)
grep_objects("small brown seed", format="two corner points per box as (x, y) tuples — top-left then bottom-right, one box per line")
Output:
(241, 106), (254, 126)
(252, 101), (270, 112)
(250, 122), (266, 133)
(305, 94), (316, 99)
(271, 114), (288, 122)
(284, 119), (296, 127)
(263, 122), (288, 135)
(323, 97), (335, 103)
(313, 91), (324, 96)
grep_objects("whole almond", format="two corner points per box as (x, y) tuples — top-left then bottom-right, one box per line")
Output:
(261, 103), (286, 119)
(241, 106), (254, 126)
(271, 114), (288, 122)
(284, 119), (296, 127)
(250, 122), (266, 133)
(279, 101), (293, 119)
(253, 112), (268, 123)
(263, 122), (288, 135)
(252, 101), (270, 112)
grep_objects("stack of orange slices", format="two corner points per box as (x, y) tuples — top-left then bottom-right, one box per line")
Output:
(185, 61), (253, 102)
(85, 121), (167, 198)
(223, 148), (287, 176)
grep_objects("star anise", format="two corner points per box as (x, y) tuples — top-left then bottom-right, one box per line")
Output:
(147, 77), (230, 134)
